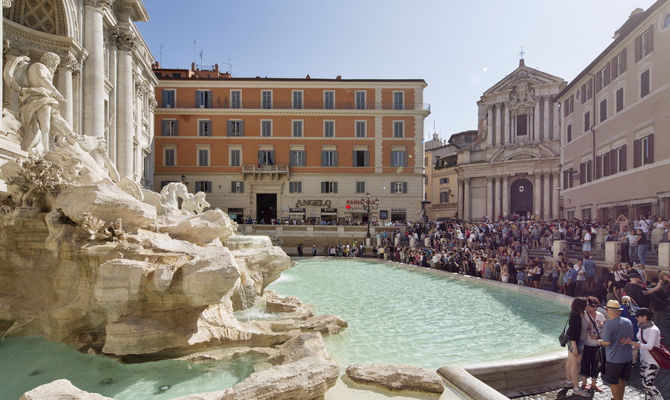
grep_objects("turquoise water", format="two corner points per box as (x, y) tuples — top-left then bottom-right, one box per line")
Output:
(0, 336), (257, 400)
(268, 258), (567, 369)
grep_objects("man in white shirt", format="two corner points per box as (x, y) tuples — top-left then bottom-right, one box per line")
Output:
(582, 230), (592, 252)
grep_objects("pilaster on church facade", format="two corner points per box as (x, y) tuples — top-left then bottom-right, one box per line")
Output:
(457, 59), (566, 221)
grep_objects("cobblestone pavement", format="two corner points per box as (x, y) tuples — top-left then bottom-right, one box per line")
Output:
(515, 365), (670, 399)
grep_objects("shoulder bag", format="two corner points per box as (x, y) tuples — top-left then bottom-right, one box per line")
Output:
(641, 330), (670, 369)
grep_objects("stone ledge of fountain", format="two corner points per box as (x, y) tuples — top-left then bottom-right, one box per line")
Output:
(346, 363), (445, 394)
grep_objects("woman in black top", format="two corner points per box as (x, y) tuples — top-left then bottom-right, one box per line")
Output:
(565, 297), (588, 397)
(636, 228), (650, 265)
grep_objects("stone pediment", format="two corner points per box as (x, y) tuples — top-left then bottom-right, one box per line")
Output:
(483, 62), (564, 97)
(489, 142), (558, 163)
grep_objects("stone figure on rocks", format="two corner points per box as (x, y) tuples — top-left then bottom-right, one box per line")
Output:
(3, 52), (66, 152)
(181, 191), (210, 214)
(159, 182), (188, 213)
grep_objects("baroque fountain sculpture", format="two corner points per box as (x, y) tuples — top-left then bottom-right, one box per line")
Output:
(0, 53), (342, 399)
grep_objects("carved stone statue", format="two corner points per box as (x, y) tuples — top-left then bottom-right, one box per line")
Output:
(4, 52), (66, 152)
(181, 191), (211, 214)
(159, 182), (188, 213)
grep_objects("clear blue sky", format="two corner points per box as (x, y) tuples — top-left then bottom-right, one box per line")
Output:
(137, 0), (657, 142)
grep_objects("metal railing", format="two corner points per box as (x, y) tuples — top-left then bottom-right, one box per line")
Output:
(241, 164), (289, 173)
(160, 101), (430, 111)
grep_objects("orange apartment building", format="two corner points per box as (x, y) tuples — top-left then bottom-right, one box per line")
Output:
(153, 64), (429, 224)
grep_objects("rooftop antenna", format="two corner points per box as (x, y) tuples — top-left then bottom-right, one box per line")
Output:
(159, 44), (163, 64)
(199, 49), (204, 66)
(193, 40), (197, 65)
(222, 56), (233, 74)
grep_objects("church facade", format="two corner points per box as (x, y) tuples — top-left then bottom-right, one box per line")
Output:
(457, 59), (566, 221)
(1, 0), (158, 189)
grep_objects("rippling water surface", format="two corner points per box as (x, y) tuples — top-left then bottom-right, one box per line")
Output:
(268, 258), (567, 369)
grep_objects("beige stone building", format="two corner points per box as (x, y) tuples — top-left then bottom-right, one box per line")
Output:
(424, 132), (459, 219)
(457, 60), (566, 221)
(1, 0), (158, 188)
(558, 0), (670, 221)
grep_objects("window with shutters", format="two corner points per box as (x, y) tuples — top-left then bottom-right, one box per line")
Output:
(261, 90), (272, 109)
(562, 170), (569, 189)
(289, 150), (306, 166)
(355, 91), (366, 109)
(257, 150), (275, 166)
(321, 181), (337, 193)
(618, 145), (627, 172)
(292, 90), (303, 109)
(393, 121), (404, 138)
(603, 152), (611, 177)
(229, 149), (241, 166)
(355, 181), (365, 194)
(196, 90), (212, 108)
(390, 150), (407, 167)
(261, 120), (272, 137)
(612, 49), (626, 79)
(162, 89), (175, 108)
(321, 150), (337, 167)
(161, 119), (178, 136)
(231, 181), (244, 193)
(292, 120), (303, 137)
(579, 162), (587, 185)
(355, 121), (366, 138)
(163, 147), (176, 166)
(353, 150), (369, 167)
(195, 181), (212, 193)
(230, 90), (241, 108)
(197, 147), (210, 167)
(580, 81), (593, 104)
(324, 91), (334, 109)
(633, 134), (654, 167)
(636, 27), (654, 61)
(323, 120), (335, 137)
(390, 181), (408, 194)
(616, 88), (624, 112)
(289, 181), (302, 193)
(439, 191), (450, 203)
(198, 119), (212, 136)
(586, 160), (592, 182)
(393, 91), (404, 110)
(641, 69), (650, 98)
(439, 177), (449, 184)
(584, 111), (590, 133)
(227, 120), (243, 136)
(599, 99), (607, 123)
(563, 95), (574, 116)
(566, 124), (572, 143)
(596, 64), (610, 92)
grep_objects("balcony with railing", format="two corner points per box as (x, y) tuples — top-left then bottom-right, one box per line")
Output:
(242, 164), (289, 180)
(160, 101), (431, 112)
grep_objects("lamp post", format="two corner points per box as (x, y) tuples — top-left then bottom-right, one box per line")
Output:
(362, 192), (379, 240)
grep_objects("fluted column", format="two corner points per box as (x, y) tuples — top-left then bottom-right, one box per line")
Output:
(552, 173), (560, 219)
(486, 177), (494, 219)
(502, 175), (509, 217)
(487, 105), (493, 146)
(534, 174), (541, 218)
(458, 179), (464, 219)
(533, 101), (540, 141)
(56, 54), (79, 126)
(504, 103), (510, 145)
(115, 27), (136, 179)
(495, 176), (502, 219)
(464, 178), (471, 222)
(543, 173), (551, 220)
(83, 0), (112, 137)
(495, 104), (501, 145)
(543, 97), (551, 142)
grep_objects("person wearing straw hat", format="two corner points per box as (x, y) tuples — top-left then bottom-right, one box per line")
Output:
(598, 299), (634, 400)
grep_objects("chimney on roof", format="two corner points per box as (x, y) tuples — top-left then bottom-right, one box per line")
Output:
(614, 8), (645, 38)
(306, 74), (310, 79)
(336, 75), (342, 80)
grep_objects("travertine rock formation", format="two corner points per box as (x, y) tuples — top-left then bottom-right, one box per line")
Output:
(346, 363), (445, 394)
(20, 379), (113, 400)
